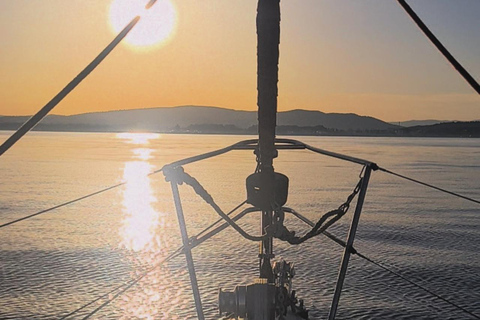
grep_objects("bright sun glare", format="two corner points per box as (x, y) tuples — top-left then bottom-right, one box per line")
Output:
(109, 0), (177, 49)
(117, 132), (162, 252)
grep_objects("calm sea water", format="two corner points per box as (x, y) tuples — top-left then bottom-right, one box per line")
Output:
(1, 131), (479, 320)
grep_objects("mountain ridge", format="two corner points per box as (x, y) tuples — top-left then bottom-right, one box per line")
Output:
(0, 105), (397, 132)
(1, 106), (479, 137)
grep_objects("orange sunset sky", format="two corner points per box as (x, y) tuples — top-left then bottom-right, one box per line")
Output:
(1, 0), (479, 121)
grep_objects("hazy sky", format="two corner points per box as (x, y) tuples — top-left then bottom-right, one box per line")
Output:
(1, 0), (479, 121)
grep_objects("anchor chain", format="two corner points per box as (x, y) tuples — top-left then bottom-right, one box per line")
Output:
(269, 175), (364, 245)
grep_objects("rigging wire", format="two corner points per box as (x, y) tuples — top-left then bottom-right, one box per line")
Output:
(4, 158), (476, 319)
(62, 199), (480, 320)
(62, 201), (247, 319)
(354, 251), (480, 319)
(0, 0), (163, 158)
(0, 0), (477, 316)
(0, 16), (140, 157)
(59, 247), (183, 320)
(164, 166), (270, 242)
(378, 166), (480, 205)
(396, 0), (480, 94)
(282, 209), (479, 319)
(194, 200), (247, 240)
(78, 248), (183, 320)
(0, 168), (163, 229)
(277, 174), (364, 245)
(309, 224), (480, 319)
(0, 182), (125, 229)
(290, 193), (480, 318)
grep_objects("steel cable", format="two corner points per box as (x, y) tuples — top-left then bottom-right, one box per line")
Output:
(0, 182), (125, 229)
(0, 168), (164, 229)
(60, 247), (183, 320)
(354, 251), (480, 319)
(290, 209), (480, 319)
(164, 166), (270, 242)
(378, 167), (480, 205)
(0, 17), (140, 157)
(0, 0), (165, 158)
(397, 0), (480, 94)
(194, 200), (247, 240)
(60, 200), (247, 319)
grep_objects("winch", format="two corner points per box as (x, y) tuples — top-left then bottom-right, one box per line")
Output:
(218, 260), (308, 320)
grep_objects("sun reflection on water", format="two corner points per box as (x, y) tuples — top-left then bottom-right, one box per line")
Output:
(118, 132), (161, 252)
(117, 132), (184, 319)
(117, 132), (161, 145)
(121, 160), (158, 251)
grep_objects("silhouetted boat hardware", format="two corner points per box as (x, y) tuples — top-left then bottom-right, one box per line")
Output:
(162, 138), (375, 320)
(1, 0), (479, 319)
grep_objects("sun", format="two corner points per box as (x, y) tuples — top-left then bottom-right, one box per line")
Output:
(109, 0), (177, 49)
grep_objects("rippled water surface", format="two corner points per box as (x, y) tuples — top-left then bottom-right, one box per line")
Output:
(1, 132), (479, 319)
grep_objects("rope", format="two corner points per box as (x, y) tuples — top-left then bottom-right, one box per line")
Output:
(163, 166), (269, 242)
(355, 251), (480, 319)
(378, 167), (480, 205)
(396, 0), (480, 94)
(0, 168), (163, 229)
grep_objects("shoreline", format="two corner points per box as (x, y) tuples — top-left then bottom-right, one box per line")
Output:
(1, 128), (479, 138)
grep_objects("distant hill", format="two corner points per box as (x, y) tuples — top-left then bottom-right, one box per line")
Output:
(2, 107), (478, 137)
(391, 120), (454, 127)
(0, 105), (398, 132)
(278, 110), (395, 131)
(396, 121), (480, 137)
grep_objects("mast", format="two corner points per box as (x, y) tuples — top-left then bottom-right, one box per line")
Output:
(256, 0), (280, 282)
